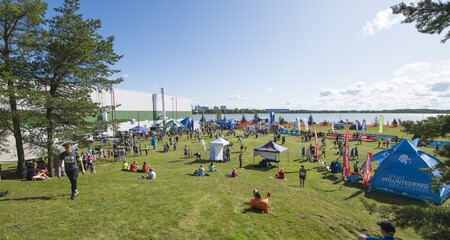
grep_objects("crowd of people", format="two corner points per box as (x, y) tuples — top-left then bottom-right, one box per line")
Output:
(11, 124), (402, 239)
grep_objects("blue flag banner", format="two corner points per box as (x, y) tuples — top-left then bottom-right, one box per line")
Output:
(362, 119), (366, 132)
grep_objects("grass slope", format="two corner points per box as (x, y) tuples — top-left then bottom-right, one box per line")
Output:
(0, 126), (440, 240)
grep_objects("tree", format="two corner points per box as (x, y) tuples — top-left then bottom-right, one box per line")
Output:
(308, 115), (313, 125)
(278, 116), (286, 125)
(383, 115), (450, 239)
(392, 119), (398, 125)
(200, 113), (205, 123)
(29, 0), (122, 176)
(216, 111), (222, 121)
(0, 0), (47, 175)
(241, 114), (247, 123)
(252, 112), (259, 123)
(392, 0), (450, 43)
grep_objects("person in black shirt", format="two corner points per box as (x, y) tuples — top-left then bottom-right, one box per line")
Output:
(58, 143), (85, 200)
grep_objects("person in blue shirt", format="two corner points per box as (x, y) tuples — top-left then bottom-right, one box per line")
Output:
(358, 220), (396, 240)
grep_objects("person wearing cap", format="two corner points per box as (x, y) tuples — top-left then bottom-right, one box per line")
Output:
(357, 220), (396, 240)
(58, 142), (85, 200)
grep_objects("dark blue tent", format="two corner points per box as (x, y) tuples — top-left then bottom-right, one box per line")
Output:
(129, 125), (148, 132)
(217, 119), (237, 129)
(180, 117), (192, 130)
(370, 140), (450, 204)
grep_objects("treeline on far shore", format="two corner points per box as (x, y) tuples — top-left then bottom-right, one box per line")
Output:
(192, 108), (450, 114)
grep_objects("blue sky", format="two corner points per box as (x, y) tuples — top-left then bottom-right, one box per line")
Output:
(46, 0), (450, 110)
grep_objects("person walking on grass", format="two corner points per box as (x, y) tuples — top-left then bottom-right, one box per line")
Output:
(299, 165), (306, 188)
(58, 142), (85, 200)
(239, 153), (243, 169)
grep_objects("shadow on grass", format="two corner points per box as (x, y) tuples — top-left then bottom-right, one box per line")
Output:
(0, 168), (23, 180)
(343, 189), (365, 200)
(0, 195), (56, 202)
(363, 191), (428, 207)
(311, 186), (341, 193)
(183, 159), (215, 165)
(241, 202), (267, 214)
(242, 164), (275, 172)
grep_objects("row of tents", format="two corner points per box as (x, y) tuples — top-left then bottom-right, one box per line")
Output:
(210, 137), (449, 204)
(209, 138), (289, 163)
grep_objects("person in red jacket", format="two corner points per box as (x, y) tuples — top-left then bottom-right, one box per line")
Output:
(275, 168), (285, 179)
(129, 161), (139, 172)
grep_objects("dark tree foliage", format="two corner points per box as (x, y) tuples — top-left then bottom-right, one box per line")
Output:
(252, 112), (259, 123)
(392, 119), (398, 125)
(0, 0), (47, 175)
(241, 114), (247, 123)
(392, 0), (450, 43)
(308, 115), (313, 125)
(29, 0), (122, 175)
(382, 204), (450, 240)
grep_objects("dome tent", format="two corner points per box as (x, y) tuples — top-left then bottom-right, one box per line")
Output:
(370, 139), (450, 204)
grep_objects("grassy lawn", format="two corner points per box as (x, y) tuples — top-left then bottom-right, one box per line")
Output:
(0, 125), (443, 239)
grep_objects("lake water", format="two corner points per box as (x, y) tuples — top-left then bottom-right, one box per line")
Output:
(192, 113), (445, 124)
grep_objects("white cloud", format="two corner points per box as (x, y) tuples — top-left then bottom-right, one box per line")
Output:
(394, 62), (430, 76)
(320, 89), (335, 96)
(426, 79), (450, 92)
(228, 95), (249, 101)
(316, 61), (450, 110)
(362, 8), (404, 36)
(266, 87), (274, 92)
(122, 74), (129, 78)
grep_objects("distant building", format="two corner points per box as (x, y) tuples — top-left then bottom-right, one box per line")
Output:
(265, 109), (290, 113)
(220, 105), (226, 110)
(213, 106), (219, 110)
(92, 88), (193, 133)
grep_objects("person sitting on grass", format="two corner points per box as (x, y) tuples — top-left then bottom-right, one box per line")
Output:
(228, 168), (238, 178)
(140, 168), (156, 179)
(275, 168), (285, 179)
(250, 189), (270, 213)
(194, 164), (209, 176)
(209, 163), (217, 172)
(138, 162), (150, 173)
(122, 160), (129, 171)
(26, 162), (49, 181)
(129, 161), (139, 172)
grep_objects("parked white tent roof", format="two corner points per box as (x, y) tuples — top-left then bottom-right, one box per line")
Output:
(209, 137), (229, 161)
(0, 133), (65, 164)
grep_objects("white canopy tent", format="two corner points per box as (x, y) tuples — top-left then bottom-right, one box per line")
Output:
(209, 137), (229, 161)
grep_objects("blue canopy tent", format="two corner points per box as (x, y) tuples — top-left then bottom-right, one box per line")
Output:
(180, 117), (192, 131)
(129, 125), (148, 132)
(369, 139), (450, 204)
(217, 119), (237, 129)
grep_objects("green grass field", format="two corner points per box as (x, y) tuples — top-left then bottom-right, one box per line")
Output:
(0, 126), (444, 239)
